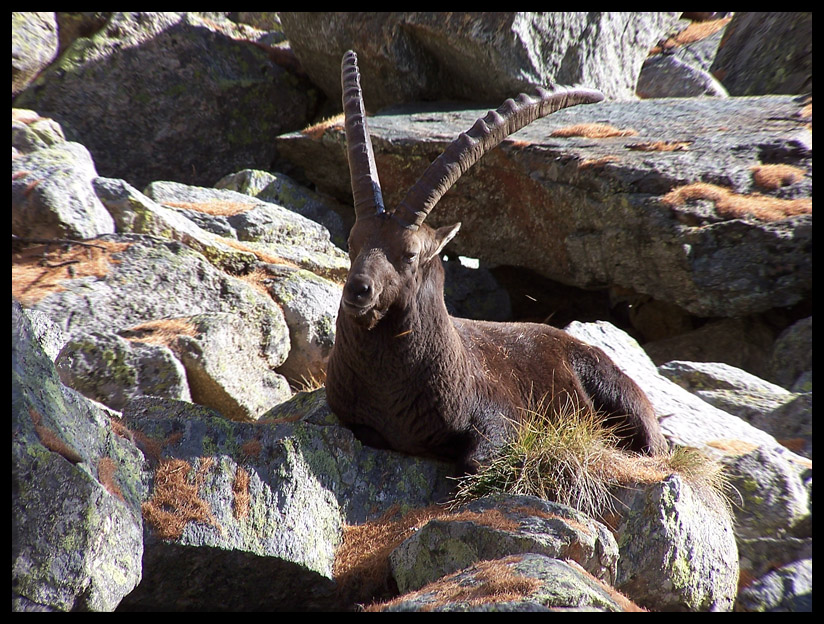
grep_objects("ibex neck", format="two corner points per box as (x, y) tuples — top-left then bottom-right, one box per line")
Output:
(335, 265), (465, 372)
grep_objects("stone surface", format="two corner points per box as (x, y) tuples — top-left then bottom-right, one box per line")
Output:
(276, 95), (811, 317)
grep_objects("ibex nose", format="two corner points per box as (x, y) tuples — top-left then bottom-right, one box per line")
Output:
(344, 276), (373, 308)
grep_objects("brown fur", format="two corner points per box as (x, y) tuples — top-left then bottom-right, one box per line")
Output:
(326, 217), (666, 472)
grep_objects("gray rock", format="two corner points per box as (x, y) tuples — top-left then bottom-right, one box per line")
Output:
(670, 18), (729, 73)
(390, 494), (619, 594)
(751, 393), (811, 459)
(13, 300), (145, 611)
(12, 109), (66, 155)
(443, 256), (512, 322)
(56, 330), (191, 411)
(720, 444), (809, 540)
(15, 12), (318, 188)
(19, 305), (66, 361)
(143, 181), (349, 281)
(265, 266), (340, 387)
(172, 312), (292, 421)
(563, 321), (799, 455)
(12, 141), (115, 240)
(736, 559), (812, 612)
(12, 12), (58, 96)
(276, 95), (811, 317)
(643, 317), (776, 381)
(26, 234), (294, 419)
(737, 536), (811, 590)
(637, 54), (728, 98)
(93, 177), (258, 274)
(614, 475), (738, 611)
(280, 12), (680, 106)
(658, 360), (811, 458)
(379, 553), (637, 612)
(658, 360), (793, 421)
(216, 169), (350, 250)
(711, 12), (812, 96)
(768, 316), (812, 391)
(118, 389), (454, 610)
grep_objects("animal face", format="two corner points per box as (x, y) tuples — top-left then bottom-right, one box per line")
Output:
(342, 214), (460, 329)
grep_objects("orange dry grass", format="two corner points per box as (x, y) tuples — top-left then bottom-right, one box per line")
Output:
(232, 466), (251, 520)
(366, 555), (543, 611)
(98, 457), (124, 500)
(705, 439), (760, 456)
(29, 407), (82, 464)
(627, 140), (691, 152)
(650, 17), (732, 54)
(661, 182), (811, 222)
(578, 155), (619, 169)
(750, 164), (806, 190)
(302, 113), (345, 140)
(163, 200), (256, 217)
(12, 240), (130, 306)
(236, 266), (274, 297)
(220, 238), (302, 269)
(241, 438), (263, 460)
(551, 123), (638, 139)
(122, 318), (198, 347)
(335, 505), (524, 606)
(142, 457), (220, 541)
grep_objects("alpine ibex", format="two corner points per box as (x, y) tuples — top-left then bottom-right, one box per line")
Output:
(326, 50), (667, 473)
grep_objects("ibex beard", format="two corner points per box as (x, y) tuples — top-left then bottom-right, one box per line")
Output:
(326, 50), (668, 474)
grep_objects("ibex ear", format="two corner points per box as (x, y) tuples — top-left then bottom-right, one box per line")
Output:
(426, 222), (461, 262)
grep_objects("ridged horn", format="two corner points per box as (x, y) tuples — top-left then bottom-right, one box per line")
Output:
(392, 85), (605, 230)
(341, 50), (386, 219)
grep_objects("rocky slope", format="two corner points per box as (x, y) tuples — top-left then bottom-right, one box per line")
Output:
(12, 12), (811, 611)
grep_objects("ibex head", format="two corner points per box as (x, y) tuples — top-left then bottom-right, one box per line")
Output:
(340, 50), (604, 330)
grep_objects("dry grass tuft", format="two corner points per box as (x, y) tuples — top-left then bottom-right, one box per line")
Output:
(551, 123), (638, 139)
(627, 140), (691, 152)
(232, 466), (251, 520)
(334, 505), (444, 604)
(29, 407), (83, 464)
(661, 182), (811, 222)
(367, 555), (542, 611)
(122, 318), (198, 347)
(451, 397), (732, 519)
(705, 439), (759, 455)
(650, 17), (732, 54)
(241, 438), (263, 460)
(162, 200), (256, 217)
(335, 505), (526, 607)
(219, 237), (302, 270)
(12, 240), (130, 306)
(109, 416), (136, 444)
(236, 266), (275, 297)
(578, 155), (619, 169)
(302, 113), (345, 140)
(292, 370), (328, 393)
(98, 457), (124, 500)
(141, 457), (220, 541)
(750, 164), (806, 190)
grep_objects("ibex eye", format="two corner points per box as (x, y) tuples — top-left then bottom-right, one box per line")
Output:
(403, 253), (417, 264)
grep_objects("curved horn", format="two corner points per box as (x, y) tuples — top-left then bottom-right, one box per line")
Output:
(341, 50), (386, 219)
(393, 85), (605, 230)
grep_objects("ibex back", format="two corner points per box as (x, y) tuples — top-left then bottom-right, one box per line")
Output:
(326, 50), (667, 473)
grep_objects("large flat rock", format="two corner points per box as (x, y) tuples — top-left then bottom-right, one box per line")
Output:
(276, 95), (811, 317)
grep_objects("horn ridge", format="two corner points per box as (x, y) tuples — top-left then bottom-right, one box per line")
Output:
(394, 84), (605, 229)
(341, 50), (386, 218)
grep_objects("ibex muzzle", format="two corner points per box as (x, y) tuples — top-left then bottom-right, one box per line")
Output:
(327, 50), (667, 472)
